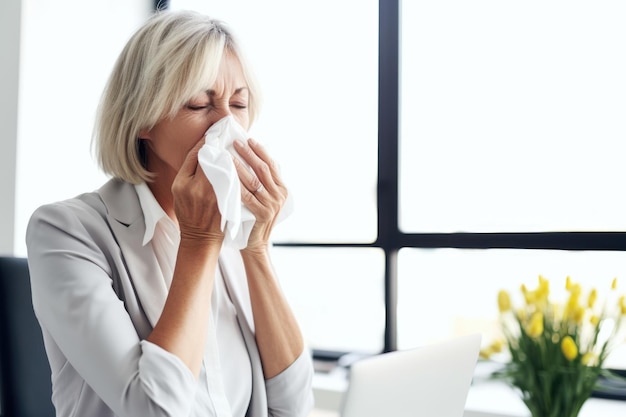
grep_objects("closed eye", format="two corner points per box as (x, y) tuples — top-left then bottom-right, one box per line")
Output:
(187, 104), (209, 111)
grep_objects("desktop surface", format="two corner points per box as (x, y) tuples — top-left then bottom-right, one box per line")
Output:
(311, 361), (626, 417)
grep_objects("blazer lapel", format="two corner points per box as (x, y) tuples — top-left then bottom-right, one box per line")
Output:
(98, 179), (167, 328)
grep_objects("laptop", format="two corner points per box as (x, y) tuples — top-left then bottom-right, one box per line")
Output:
(340, 333), (482, 417)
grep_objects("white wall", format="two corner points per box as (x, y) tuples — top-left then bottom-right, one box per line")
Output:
(0, 0), (21, 255)
(5, 0), (153, 256)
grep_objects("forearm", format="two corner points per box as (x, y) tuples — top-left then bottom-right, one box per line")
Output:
(147, 241), (220, 378)
(240, 249), (304, 379)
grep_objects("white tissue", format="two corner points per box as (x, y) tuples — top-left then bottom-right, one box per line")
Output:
(197, 115), (292, 249)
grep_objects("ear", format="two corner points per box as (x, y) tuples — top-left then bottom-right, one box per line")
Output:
(138, 128), (152, 140)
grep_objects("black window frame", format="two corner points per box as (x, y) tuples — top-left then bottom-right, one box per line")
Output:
(299, 0), (626, 356)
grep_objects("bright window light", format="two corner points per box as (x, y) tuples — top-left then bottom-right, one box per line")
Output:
(400, 1), (626, 233)
(171, 0), (379, 243)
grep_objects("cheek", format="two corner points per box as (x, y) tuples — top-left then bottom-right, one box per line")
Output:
(151, 132), (201, 171)
(170, 147), (191, 170)
(173, 136), (203, 169)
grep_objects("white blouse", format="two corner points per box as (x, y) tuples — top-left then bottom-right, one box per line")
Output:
(134, 182), (253, 417)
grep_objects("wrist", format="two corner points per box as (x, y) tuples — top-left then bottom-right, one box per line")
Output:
(179, 232), (223, 252)
(240, 244), (270, 258)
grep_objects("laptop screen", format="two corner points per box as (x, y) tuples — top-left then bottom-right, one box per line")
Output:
(340, 333), (481, 417)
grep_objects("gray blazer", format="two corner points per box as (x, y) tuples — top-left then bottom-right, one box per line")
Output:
(26, 178), (314, 417)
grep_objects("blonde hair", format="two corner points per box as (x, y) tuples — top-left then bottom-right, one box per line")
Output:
(93, 9), (261, 183)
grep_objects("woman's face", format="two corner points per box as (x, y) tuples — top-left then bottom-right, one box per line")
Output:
(142, 52), (250, 176)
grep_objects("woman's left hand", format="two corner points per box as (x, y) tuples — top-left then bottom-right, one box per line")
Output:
(233, 138), (287, 253)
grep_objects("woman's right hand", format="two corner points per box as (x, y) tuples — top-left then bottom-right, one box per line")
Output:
(153, 138), (223, 377)
(171, 138), (224, 247)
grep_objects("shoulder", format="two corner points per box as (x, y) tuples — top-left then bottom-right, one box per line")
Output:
(27, 178), (134, 230)
(27, 190), (107, 234)
(25, 179), (127, 253)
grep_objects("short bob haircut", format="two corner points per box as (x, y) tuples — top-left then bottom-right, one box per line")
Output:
(93, 10), (261, 184)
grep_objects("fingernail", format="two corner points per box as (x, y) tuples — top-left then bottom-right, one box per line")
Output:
(248, 138), (257, 145)
(234, 139), (244, 147)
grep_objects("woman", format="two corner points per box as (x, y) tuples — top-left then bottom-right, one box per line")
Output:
(25, 9), (314, 417)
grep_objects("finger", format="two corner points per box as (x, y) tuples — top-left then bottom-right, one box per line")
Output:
(233, 139), (281, 192)
(233, 156), (264, 195)
(178, 138), (206, 177)
(246, 138), (285, 186)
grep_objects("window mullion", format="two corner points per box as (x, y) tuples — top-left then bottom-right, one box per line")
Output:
(378, 0), (400, 352)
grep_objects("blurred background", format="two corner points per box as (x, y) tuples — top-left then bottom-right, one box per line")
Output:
(2, 0), (626, 369)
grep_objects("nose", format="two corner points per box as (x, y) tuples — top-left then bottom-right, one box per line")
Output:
(212, 103), (232, 123)
(215, 110), (231, 122)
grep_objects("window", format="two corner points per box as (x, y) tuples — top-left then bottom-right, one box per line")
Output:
(14, 2), (151, 256)
(398, 1), (626, 365)
(169, 0), (626, 371)
(400, 1), (626, 234)
(169, 0), (381, 353)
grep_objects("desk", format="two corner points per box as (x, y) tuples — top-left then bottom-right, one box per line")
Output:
(310, 366), (626, 417)
(464, 378), (626, 417)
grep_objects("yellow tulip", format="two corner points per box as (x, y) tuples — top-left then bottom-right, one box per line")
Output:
(521, 284), (536, 305)
(590, 315), (600, 326)
(479, 347), (493, 359)
(573, 306), (585, 323)
(561, 336), (578, 361)
(569, 282), (582, 296)
(491, 339), (504, 353)
(537, 275), (550, 300)
(620, 295), (626, 315)
(566, 276), (572, 290)
(498, 290), (512, 313)
(527, 312), (544, 338)
(567, 290), (581, 313)
(587, 288), (597, 309)
(582, 351), (597, 366)
(612, 277), (618, 290)
(479, 339), (506, 359)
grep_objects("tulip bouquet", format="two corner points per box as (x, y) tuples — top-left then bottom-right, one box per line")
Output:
(481, 275), (626, 417)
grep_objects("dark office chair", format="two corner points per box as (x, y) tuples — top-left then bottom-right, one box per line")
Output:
(0, 256), (55, 417)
